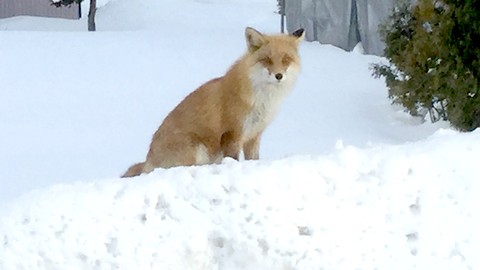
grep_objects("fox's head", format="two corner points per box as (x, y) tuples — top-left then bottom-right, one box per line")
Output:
(245, 27), (304, 87)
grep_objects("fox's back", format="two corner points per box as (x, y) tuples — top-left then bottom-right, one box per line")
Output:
(158, 77), (224, 137)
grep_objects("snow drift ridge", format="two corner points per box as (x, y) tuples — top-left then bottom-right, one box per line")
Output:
(1, 129), (479, 270)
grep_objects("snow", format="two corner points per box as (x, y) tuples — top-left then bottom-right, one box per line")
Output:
(0, 0), (477, 269)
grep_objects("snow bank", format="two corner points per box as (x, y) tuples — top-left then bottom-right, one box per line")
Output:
(1, 129), (478, 270)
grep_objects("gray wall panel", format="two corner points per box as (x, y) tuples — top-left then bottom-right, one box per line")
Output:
(286, 0), (398, 56)
(0, 0), (79, 19)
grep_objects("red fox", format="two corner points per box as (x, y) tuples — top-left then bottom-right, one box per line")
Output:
(122, 27), (304, 177)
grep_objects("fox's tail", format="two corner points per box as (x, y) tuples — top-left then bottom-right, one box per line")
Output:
(122, 162), (145, 178)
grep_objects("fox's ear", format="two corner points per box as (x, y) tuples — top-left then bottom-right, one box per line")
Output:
(245, 27), (266, 52)
(291, 28), (305, 42)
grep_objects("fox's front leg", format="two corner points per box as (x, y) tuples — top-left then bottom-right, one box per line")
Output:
(243, 134), (261, 160)
(221, 131), (242, 160)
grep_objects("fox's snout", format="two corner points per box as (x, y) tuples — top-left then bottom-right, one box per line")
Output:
(255, 54), (300, 84)
(275, 73), (283, 81)
(266, 69), (288, 84)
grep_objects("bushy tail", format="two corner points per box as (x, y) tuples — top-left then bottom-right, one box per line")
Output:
(122, 162), (145, 178)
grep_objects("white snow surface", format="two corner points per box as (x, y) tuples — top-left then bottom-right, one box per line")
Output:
(1, 0), (478, 269)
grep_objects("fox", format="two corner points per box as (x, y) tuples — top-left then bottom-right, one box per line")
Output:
(122, 27), (304, 178)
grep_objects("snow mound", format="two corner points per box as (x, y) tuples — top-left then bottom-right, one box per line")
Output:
(1, 129), (479, 270)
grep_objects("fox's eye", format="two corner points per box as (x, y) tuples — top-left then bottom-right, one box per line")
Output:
(282, 55), (292, 65)
(260, 57), (273, 65)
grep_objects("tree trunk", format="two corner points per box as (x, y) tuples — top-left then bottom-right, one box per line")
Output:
(88, 0), (96, 31)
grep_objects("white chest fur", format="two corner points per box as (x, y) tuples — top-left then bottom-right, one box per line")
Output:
(242, 64), (298, 141)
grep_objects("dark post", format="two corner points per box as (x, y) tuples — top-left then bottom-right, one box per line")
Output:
(88, 0), (96, 31)
(280, 0), (286, 33)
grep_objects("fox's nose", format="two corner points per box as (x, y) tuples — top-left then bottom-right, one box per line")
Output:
(275, 73), (283, 81)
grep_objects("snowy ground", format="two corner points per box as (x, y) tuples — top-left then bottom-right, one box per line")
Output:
(1, 0), (478, 269)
